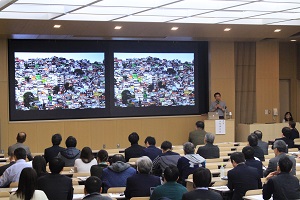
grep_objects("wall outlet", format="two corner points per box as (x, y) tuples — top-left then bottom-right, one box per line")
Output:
(265, 110), (269, 115)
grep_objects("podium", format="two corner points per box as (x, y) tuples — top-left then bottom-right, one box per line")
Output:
(204, 119), (235, 143)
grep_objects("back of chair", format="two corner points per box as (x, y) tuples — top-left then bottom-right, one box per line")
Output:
(130, 197), (150, 200)
(107, 187), (126, 193)
(0, 192), (10, 197)
(245, 189), (262, 196)
(9, 182), (18, 188)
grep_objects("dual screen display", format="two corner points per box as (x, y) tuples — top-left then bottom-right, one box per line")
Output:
(9, 40), (208, 121)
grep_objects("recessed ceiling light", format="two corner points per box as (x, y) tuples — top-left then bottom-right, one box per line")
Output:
(274, 29), (281, 32)
(53, 25), (61, 28)
(291, 39), (297, 42)
(171, 27), (179, 31)
(224, 28), (231, 31)
(114, 26), (122, 30)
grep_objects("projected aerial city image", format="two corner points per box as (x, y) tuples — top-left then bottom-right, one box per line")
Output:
(14, 52), (105, 110)
(114, 53), (195, 107)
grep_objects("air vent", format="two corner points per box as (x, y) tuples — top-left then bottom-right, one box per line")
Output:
(289, 32), (300, 38)
(260, 38), (277, 41)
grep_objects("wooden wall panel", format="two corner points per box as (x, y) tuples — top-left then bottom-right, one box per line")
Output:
(256, 41), (279, 123)
(279, 42), (298, 121)
(210, 42), (235, 119)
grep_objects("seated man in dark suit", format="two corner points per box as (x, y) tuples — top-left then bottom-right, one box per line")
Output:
(83, 176), (112, 200)
(264, 140), (296, 177)
(196, 133), (220, 159)
(253, 130), (268, 155)
(275, 127), (294, 148)
(248, 133), (265, 161)
(125, 156), (161, 199)
(182, 167), (222, 200)
(263, 156), (300, 200)
(44, 133), (65, 163)
(37, 157), (73, 200)
(124, 132), (145, 162)
(289, 121), (299, 140)
(227, 152), (262, 200)
(141, 136), (161, 161)
(242, 146), (263, 178)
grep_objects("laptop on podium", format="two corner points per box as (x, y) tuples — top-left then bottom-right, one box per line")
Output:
(208, 112), (219, 120)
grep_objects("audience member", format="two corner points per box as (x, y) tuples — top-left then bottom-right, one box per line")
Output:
(125, 156), (161, 199)
(0, 153), (15, 176)
(32, 156), (48, 178)
(248, 134), (265, 161)
(124, 132), (145, 162)
(253, 130), (268, 155)
(44, 133), (65, 163)
(182, 167), (222, 200)
(90, 150), (109, 178)
(275, 127), (294, 148)
(177, 142), (205, 185)
(74, 147), (97, 173)
(57, 136), (80, 167)
(263, 156), (300, 200)
(141, 136), (161, 161)
(227, 152), (262, 200)
(101, 154), (136, 193)
(196, 133), (220, 159)
(289, 121), (299, 140)
(152, 141), (181, 176)
(0, 148), (31, 188)
(9, 168), (48, 200)
(242, 146), (263, 178)
(8, 132), (33, 161)
(264, 140), (296, 177)
(150, 166), (187, 200)
(188, 121), (206, 146)
(37, 158), (73, 200)
(282, 111), (293, 123)
(83, 176), (112, 200)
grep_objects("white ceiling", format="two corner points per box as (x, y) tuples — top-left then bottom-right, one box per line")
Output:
(0, 0), (300, 26)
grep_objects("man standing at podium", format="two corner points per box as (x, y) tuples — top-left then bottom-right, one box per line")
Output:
(209, 92), (226, 119)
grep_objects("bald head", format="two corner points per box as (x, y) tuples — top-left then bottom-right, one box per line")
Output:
(17, 132), (27, 143)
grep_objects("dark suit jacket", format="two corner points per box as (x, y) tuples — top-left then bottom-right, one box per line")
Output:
(257, 140), (268, 155)
(275, 137), (294, 148)
(290, 128), (299, 140)
(196, 143), (220, 159)
(124, 173), (161, 199)
(141, 145), (161, 161)
(44, 145), (65, 163)
(263, 172), (300, 200)
(90, 163), (108, 178)
(252, 146), (265, 161)
(263, 153), (296, 177)
(182, 189), (223, 200)
(227, 164), (262, 200)
(124, 144), (145, 162)
(245, 158), (263, 178)
(37, 173), (73, 200)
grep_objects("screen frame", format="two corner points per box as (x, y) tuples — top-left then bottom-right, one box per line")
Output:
(8, 39), (209, 121)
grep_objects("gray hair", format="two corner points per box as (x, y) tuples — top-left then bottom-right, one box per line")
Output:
(183, 142), (195, 154)
(273, 140), (287, 153)
(136, 156), (153, 174)
(205, 133), (215, 144)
